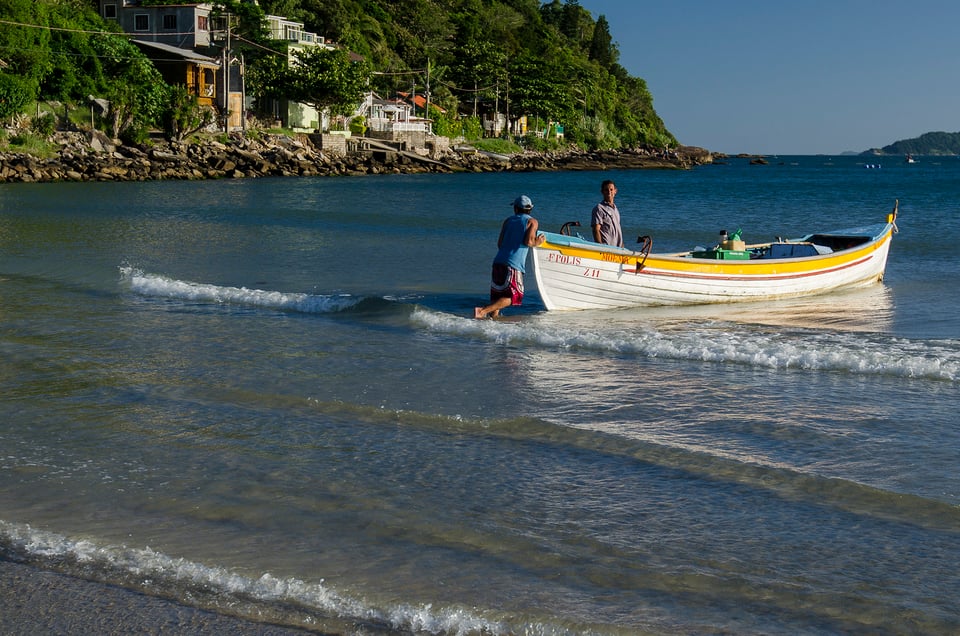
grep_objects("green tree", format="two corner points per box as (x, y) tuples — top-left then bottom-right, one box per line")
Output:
(543, 0), (592, 47)
(0, 73), (34, 121)
(285, 47), (371, 117)
(0, 0), (53, 86)
(244, 47), (290, 102)
(89, 35), (169, 140)
(588, 15), (617, 68)
(452, 41), (506, 117)
(164, 85), (215, 141)
(508, 54), (569, 123)
(210, 0), (268, 42)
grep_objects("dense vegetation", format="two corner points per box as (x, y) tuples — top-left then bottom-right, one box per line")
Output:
(0, 0), (211, 143)
(863, 131), (960, 156)
(0, 0), (676, 151)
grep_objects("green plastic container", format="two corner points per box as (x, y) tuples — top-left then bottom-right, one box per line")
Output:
(691, 248), (751, 260)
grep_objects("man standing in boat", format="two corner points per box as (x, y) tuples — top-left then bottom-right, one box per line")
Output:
(475, 195), (546, 319)
(591, 180), (623, 247)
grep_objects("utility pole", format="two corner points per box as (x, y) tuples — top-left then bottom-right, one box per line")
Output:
(222, 12), (231, 132)
(240, 52), (246, 132)
(425, 59), (431, 133)
(495, 81), (499, 136)
(505, 71), (510, 137)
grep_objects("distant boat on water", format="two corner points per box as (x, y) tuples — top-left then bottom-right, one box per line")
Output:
(905, 154), (917, 164)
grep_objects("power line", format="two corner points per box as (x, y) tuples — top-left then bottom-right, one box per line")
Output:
(0, 17), (197, 38)
(437, 79), (497, 93)
(372, 69), (425, 76)
(232, 34), (285, 56)
(0, 17), (114, 36)
(0, 42), (189, 64)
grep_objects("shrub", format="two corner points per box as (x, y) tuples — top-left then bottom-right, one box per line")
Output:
(30, 111), (57, 138)
(460, 116), (483, 141)
(163, 85), (214, 142)
(348, 115), (366, 135)
(0, 73), (34, 121)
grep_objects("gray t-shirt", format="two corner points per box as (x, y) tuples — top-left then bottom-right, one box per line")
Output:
(591, 201), (623, 247)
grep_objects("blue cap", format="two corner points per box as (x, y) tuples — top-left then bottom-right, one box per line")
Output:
(513, 195), (533, 210)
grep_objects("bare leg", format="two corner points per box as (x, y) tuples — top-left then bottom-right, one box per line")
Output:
(475, 297), (511, 319)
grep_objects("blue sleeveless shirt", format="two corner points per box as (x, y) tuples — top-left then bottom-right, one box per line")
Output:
(494, 213), (532, 272)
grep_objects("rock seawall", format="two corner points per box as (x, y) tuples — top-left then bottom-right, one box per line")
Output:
(0, 131), (713, 183)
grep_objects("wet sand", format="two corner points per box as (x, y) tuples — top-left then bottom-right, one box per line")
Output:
(0, 558), (318, 635)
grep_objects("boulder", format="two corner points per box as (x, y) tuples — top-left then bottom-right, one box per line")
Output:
(86, 130), (117, 154)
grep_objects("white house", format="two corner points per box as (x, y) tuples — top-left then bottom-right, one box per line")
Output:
(261, 14), (333, 131)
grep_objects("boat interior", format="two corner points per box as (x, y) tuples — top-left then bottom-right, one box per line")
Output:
(690, 233), (873, 261)
(547, 224), (879, 261)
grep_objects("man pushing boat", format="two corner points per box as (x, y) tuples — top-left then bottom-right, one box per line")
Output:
(475, 195), (546, 319)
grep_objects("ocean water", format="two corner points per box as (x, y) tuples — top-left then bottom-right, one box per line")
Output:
(1, 155), (958, 634)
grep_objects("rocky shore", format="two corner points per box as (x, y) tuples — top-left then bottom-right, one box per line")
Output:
(0, 130), (714, 184)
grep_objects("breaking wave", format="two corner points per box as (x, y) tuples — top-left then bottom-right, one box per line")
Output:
(412, 307), (960, 382)
(119, 266), (363, 314)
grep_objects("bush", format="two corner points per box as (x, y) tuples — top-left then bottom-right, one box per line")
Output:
(460, 116), (483, 141)
(581, 115), (620, 150)
(348, 115), (367, 135)
(163, 85), (214, 142)
(30, 112), (57, 138)
(0, 73), (34, 120)
(430, 108), (463, 138)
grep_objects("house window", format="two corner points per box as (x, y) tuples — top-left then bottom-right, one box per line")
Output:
(197, 15), (208, 31)
(203, 68), (215, 96)
(103, 4), (117, 19)
(163, 15), (177, 30)
(134, 14), (149, 31)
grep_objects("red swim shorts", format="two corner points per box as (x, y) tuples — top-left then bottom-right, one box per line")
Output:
(490, 263), (524, 306)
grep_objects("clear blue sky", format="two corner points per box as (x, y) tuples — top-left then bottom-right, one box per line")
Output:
(578, 1), (960, 155)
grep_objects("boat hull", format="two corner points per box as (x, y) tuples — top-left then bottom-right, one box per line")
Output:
(529, 223), (895, 311)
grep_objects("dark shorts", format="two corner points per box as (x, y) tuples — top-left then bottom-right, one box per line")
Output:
(490, 263), (524, 306)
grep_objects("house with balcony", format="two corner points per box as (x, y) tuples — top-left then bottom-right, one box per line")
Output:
(258, 14), (333, 131)
(97, 0), (246, 129)
(352, 93), (438, 149)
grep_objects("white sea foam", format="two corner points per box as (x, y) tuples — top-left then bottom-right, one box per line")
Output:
(413, 308), (960, 382)
(0, 519), (507, 635)
(119, 267), (361, 314)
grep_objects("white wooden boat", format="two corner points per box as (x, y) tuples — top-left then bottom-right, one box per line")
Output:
(529, 203), (898, 311)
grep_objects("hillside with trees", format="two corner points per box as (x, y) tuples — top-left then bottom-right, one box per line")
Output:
(0, 0), (676, 152)
(862, 131), (960, 156)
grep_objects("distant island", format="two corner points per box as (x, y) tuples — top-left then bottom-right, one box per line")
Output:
(862, 131), (960, 156)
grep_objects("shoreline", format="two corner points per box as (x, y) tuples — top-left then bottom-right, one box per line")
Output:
(0, 131), (715, 184)
(0, 557), (319, 635)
